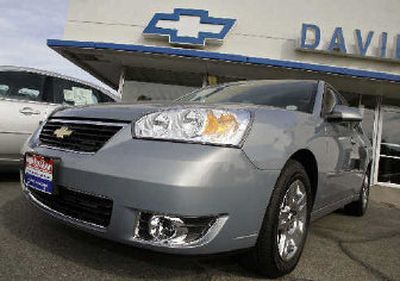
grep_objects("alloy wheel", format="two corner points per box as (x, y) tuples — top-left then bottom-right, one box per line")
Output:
(276, 179), (308, 261)
(362, 175), (369, 209)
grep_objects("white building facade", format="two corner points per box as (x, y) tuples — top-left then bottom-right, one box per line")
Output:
(50, 0), (400, 187)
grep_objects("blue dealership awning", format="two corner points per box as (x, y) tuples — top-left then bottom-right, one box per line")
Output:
(47, 39), (400, 98)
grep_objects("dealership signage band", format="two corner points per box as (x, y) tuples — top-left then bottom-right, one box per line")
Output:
(300, 23), (400, 62)
(143, 8), (236, 47)
(143, 10), (399, 62)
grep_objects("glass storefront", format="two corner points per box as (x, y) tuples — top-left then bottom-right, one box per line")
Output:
(377, 107), (400, 185)
(340, 92), (400, 188)
(359, 95), (379, 145)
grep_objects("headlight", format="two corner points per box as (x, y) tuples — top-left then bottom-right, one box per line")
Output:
(134, 108), (251, 147)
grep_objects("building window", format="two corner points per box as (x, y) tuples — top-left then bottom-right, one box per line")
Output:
(377, 98), (400, 185)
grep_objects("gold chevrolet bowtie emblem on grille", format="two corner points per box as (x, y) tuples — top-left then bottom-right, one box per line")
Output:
(54, 126), (73, 139)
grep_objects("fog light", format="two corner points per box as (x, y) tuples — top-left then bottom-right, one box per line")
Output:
(148, 215), (188, 244)
(134, 212), (221, 247)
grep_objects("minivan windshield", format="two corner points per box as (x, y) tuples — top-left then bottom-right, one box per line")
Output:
(178, 80), (318, 113)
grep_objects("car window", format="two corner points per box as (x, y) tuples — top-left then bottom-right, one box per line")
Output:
(354, 122), (364, 134)
(49, 77), (113, 105)
(322, 87), (350, 116)
(335, 91), (349, 106)
(323, 87), (353, 129)
(179, 81), (318, 113)
(0, 71), (45, 101)
(322, 88), (337, 115)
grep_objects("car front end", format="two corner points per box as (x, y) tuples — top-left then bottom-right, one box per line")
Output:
(21, 104), (280, 254)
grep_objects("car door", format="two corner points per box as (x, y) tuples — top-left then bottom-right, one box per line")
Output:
(0, 71), (58, 164)
(347, 121), (369, 193)
(321, 87), (357, 203)
(334, 90), (366, 195)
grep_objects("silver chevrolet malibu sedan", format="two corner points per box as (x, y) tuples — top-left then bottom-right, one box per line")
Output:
(21, 80), (371, 278)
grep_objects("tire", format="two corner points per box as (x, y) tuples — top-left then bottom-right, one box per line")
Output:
(344, 171), (370, 217)
(251, 159), (312, 278)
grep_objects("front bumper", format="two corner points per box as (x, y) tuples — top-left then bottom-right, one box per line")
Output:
(21, 128), (279, 254)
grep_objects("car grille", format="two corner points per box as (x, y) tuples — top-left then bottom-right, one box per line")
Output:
(29, 186), (113, 228)
(39, 118), (127, 153)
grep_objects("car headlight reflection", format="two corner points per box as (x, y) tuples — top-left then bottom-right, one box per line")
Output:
(134, 108), (251, 147)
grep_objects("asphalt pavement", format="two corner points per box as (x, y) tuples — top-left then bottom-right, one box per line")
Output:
(0, 172), (399, 281)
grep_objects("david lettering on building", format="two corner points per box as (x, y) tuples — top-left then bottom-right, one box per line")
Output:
(299, 23), (400, 61)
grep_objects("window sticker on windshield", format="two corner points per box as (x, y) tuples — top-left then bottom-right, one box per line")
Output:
(0, 85), (9, 91)
(0, 84), (9, 96)
(286, 105), (298, 111)
(63, 87), (97, 106)
(18, 88), (40, 98)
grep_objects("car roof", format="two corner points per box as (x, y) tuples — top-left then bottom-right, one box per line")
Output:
(0, 65), (119, 101)
(222, 79), (320, 87)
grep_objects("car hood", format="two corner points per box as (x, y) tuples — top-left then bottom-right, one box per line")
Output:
(51, 102), (269, 122)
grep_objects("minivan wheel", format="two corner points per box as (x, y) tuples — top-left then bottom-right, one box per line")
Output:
(344, 172), (370, 217)
(251, 159), (312, 278)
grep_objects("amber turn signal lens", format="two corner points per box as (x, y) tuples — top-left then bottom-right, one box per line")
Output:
(203, 111), (239, 136)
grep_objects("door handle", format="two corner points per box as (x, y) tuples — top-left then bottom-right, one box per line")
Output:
(19, 107), (40, 115)
(350, 138), (357, 145)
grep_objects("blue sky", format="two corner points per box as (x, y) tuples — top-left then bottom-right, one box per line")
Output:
(0, 0), (111, 90)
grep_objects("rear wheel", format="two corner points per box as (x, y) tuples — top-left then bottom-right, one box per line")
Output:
(344, 172), (370, 217)
(251, 160), (312, 278)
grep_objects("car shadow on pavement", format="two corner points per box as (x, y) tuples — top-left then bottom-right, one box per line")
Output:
(0, 194), (263, 280)
(2, 184), (400, 281)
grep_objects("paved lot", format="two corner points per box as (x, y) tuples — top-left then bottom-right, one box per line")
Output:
(0, 172), (399, 281)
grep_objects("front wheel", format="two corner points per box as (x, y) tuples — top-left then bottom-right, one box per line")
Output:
(251, 160), (312, 278)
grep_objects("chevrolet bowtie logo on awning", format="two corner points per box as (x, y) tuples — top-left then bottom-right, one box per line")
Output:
(143, 8), (236, 47)
(54, 126), (73, 139)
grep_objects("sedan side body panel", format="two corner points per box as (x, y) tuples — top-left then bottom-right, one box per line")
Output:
(242, 81), (370, 213)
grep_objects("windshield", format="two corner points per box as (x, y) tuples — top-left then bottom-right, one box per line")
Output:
(178, 80), (318, 113)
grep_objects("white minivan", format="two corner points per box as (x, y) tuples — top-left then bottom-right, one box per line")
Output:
(0, 66), (119, 169)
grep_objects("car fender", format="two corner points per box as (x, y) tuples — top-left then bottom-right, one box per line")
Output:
(242, 108), (324, 172)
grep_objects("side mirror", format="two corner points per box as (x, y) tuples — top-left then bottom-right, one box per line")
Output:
(326, 105), (363, 122)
